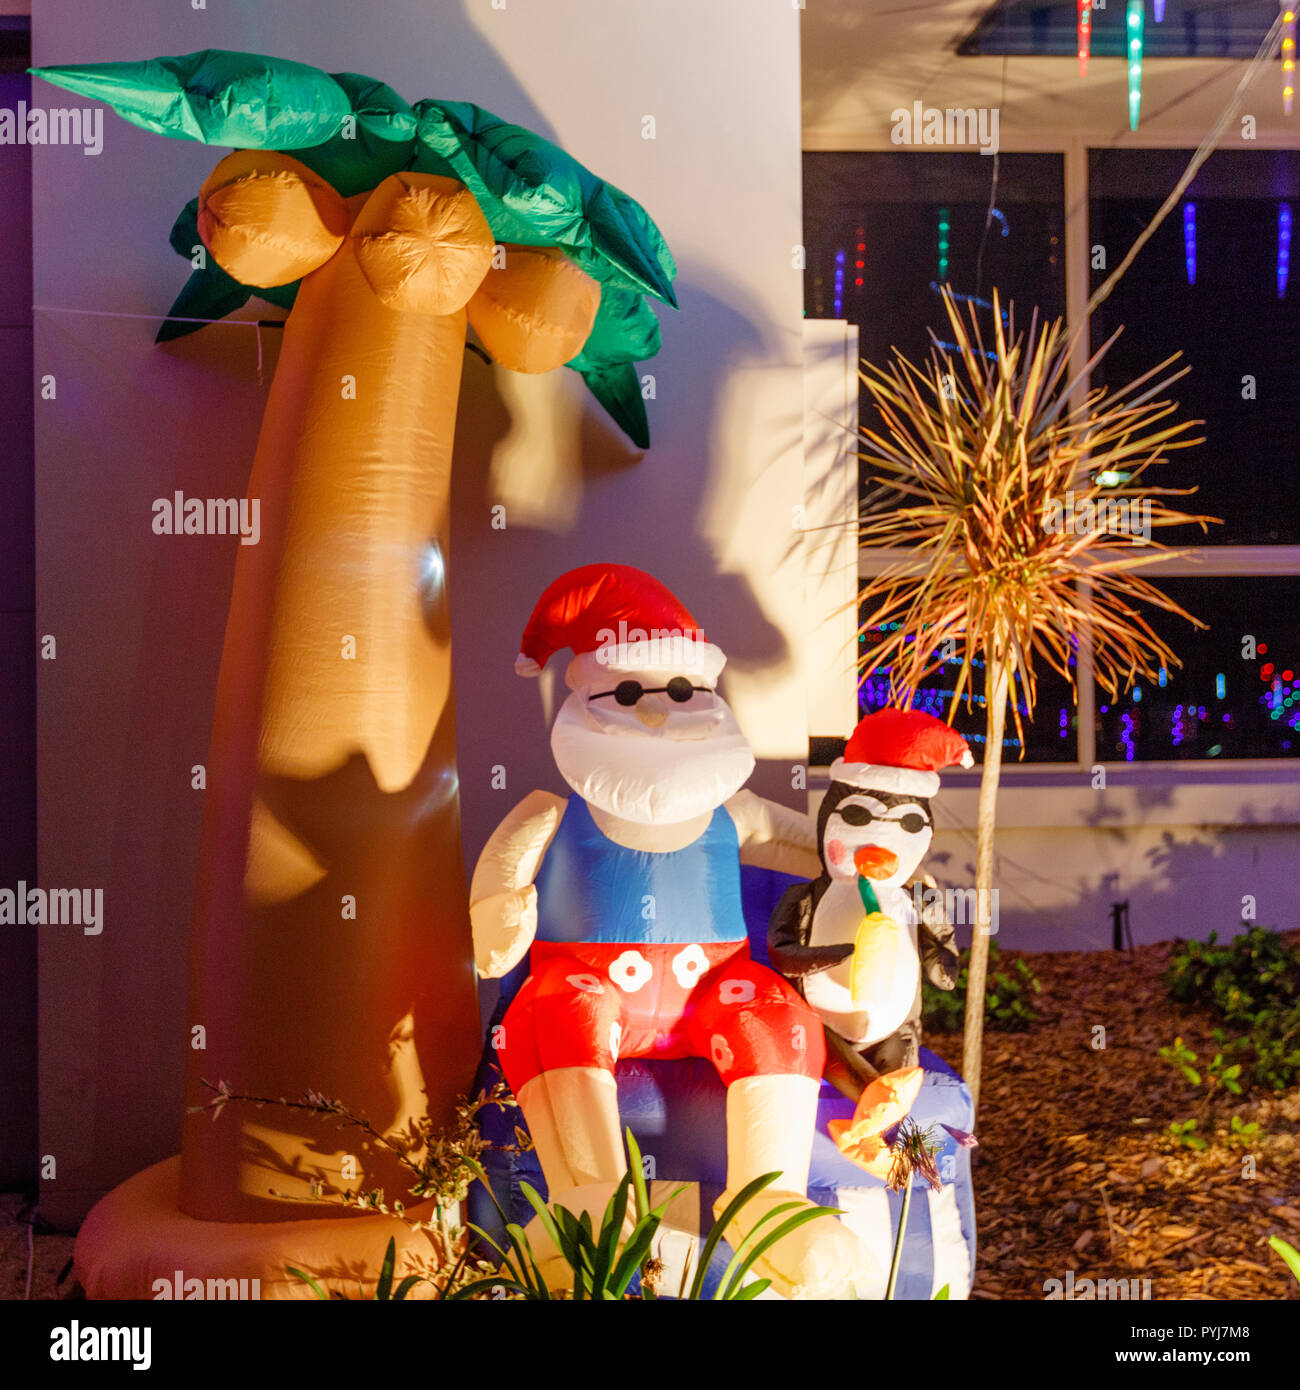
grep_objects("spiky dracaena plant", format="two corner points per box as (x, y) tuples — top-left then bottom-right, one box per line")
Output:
(856, 286), (1214, 1113)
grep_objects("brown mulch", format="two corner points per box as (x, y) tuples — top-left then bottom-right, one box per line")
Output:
(0, 1195), (76, 1302)
(925, 933), (1300, 1301)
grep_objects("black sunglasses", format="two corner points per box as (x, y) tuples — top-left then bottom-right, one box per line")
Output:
(836, 804), (931, 835)
(589, 676), (710, 707)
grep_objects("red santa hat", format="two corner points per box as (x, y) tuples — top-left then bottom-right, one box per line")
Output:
(830, 708), (973, 798)
(515, 563), (727, 688)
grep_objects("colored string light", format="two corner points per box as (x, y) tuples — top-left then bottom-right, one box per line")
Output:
(1183, 202), (1196, 285)
(1078, 0), (1092, 75)
(938, 207), (951, 282)
(1127, 1), (1145, 131)
(833, 247), (845, 317)
(1154, 0), (1166, 20)
(1279, 203), (1292, 298)
(855, 227), (865, 289)
(1285, 9), (1296, 115)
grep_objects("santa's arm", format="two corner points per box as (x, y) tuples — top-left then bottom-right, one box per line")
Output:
(469, 790), (567, 979)
(724, 788), (823, 879)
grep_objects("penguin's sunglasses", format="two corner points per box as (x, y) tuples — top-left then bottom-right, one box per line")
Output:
(589, 677), (711, 706)
(835, 804), (932, 834)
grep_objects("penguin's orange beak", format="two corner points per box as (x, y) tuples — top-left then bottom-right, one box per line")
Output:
(854, 845), (899, 880)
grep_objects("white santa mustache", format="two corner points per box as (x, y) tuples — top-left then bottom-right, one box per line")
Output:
(551, 691), (756, 825)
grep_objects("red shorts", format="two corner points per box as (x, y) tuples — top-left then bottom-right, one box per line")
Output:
(494, 938), (825, 1093)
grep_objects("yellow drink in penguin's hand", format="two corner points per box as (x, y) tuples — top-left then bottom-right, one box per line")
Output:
(850, 912), (903, 1007)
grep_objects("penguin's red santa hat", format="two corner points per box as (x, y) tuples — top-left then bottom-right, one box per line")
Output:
(515, 563), (727, 690)
(830, 708), (974, 798)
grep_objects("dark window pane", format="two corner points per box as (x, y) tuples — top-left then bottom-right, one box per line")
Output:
(857, 603), (1079, 764)
(961, 1), (1278, 59)
(804, 152), (1066, 502)
(1089, 149), (1300, 545)
(1095, 577), (1300, 761)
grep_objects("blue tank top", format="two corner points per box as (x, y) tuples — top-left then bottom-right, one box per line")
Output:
(533, 795), (749, 946)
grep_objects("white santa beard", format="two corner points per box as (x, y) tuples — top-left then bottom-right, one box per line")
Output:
(551, 694), (756, 826)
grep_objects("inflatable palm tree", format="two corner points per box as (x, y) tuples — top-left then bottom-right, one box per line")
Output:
(35, 51), (675, 1289)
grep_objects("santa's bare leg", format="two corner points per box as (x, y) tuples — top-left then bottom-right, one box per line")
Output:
(513, 1068), (630, 1285)
(713, 1073), (883, 1299)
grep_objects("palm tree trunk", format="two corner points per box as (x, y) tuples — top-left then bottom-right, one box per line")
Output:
(961, 652), (1009, 1119)
(179, 234), (483, 1222)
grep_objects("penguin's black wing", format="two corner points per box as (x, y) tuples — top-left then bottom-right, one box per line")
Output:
(768, 879), (852, 979)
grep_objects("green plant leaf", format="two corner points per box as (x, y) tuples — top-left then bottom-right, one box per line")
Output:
(521, 1182), (576, 1266)
(464, 1222), (535, 1296)
(503, 1221), (552, 1300)
(591, 1171), (633, 1294)
(714, 1200), (805, 1300)
(934, 1283), (951, 1300)
(688, 1171), (780, 1302)
(1269, 1235), (1300, 1285)
(718, 1204), (845, 1301)
(608, 1217), (665, 1298)
(285, 1264), (328, 1300)
(625, 1129), (653, 1223)
(375, 1236), (396, 1301)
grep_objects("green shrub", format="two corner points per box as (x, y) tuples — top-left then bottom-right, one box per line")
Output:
(922, 942), (1042, 1033)
(1164, 928), (1300, 1092)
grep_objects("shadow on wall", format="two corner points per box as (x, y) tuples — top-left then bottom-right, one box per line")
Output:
(927, 821), (1296, 953)
(449, 271), (797, 866)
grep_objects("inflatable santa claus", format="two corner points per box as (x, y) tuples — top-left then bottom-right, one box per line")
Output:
(470, 563), (878, 1297)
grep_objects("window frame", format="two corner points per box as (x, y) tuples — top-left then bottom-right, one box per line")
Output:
(811, 134), (1300, 783)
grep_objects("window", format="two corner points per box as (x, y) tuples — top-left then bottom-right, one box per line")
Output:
(1088, 148), (1300, 766)
(959, 0), (1279, 60)
(858, 604), (1081, 765)
(802, 145), (1300, 767)
(805, 152), (1065, 507)
(1090, 149), (1300, 546)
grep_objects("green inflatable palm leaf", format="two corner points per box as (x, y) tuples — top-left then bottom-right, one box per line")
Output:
(412, 100), (676, 307)
(33, 50), (350, 148)
(577, 365), (649, 451)
(33, 48), (676, 444)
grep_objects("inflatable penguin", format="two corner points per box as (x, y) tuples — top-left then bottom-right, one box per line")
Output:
(769, 709), (972, 1086)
